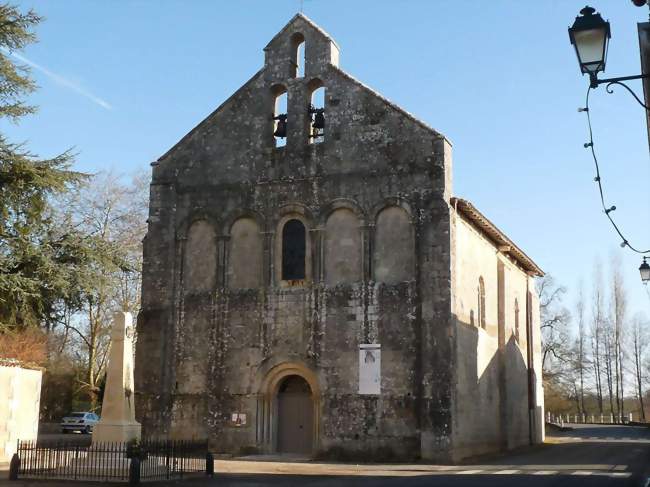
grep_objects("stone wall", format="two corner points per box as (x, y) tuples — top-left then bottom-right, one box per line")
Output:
(135, 14), (454, 461)
(450, 212), (542, 460)
(135, 13), (543, 462)
(0, 365), (42, 463)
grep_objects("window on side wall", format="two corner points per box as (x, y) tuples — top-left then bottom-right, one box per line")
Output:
(514, 298), (520, 343)
(478, 276), (486, 329)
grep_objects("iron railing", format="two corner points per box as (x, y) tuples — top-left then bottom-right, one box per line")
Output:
(11, 439), (211, 483)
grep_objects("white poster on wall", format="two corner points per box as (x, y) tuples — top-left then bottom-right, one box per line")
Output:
(359, 344), (381, 395)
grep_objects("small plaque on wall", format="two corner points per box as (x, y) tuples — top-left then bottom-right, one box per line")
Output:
(231, 413), (246, 426)
(359, 344), (381, 395)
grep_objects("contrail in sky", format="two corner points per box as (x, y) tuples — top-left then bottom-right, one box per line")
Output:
(1, 48), (112, 111)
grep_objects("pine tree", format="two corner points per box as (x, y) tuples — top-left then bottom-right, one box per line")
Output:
(0, 3), (85, 330)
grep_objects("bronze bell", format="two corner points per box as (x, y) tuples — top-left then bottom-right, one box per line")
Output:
(274, 114), (287, 138)
(313, 109), (325, 130)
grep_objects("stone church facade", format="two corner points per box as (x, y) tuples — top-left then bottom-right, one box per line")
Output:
(135, 14), (545, 462)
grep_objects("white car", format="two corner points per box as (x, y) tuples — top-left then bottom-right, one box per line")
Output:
(61, 412), (100, 434)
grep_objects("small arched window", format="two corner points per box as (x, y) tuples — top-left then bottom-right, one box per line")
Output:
(272, 86), (288, 147)
(290, 33), (305, 78)
(514, 298), (520, 343)
(478, 276), (486, 329)
(282, 219), (306, 280)
(309, 81), (325, 144)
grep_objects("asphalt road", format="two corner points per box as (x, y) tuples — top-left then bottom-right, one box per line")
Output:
(3, 423), (649, 486)
(191, 424), (650, 487)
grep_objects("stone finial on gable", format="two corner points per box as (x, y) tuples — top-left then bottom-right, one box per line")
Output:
(264, 13), (340, 81)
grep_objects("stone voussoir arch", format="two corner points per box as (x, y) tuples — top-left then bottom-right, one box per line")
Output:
(370, 197), (415, 224)
(221, 208), (267, 236)
(317, 198), (367, 227)
(257, 360), (321, 397)
(175, 208), (221, 241)
(272, 202), (315, 227)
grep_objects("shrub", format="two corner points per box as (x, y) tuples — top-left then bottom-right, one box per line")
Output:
(0, 328), (47, 368)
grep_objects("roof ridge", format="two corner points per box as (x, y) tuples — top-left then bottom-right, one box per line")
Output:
(264, 13), (340, 50)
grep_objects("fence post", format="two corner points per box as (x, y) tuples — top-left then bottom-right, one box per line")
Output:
(129, 457), (141, 486)
(9, 453), (20, 481)
(166, 442), (170, 480)
(206, 452), (214, 477)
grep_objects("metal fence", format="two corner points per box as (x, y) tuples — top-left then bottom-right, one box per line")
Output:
(546, 411), (641, 425)
(11, 439), (211, 483)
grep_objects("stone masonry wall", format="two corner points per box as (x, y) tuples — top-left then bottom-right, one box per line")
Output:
(450, 212), (541, 460)
(135, 14), (454, 461)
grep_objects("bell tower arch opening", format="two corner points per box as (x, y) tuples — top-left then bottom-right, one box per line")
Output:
(290, 32), (305, 78)
(308, 79), (325, 144)
(272, 85), (288, 147)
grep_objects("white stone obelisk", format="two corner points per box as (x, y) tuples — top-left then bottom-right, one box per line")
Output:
(92, 312), (141, 443)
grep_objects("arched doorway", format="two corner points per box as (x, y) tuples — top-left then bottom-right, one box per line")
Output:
(257, 362), (320, 455)
(277, 375), (313, 454)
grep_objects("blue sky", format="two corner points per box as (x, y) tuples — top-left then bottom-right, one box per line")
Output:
(4, 0), (650, 327)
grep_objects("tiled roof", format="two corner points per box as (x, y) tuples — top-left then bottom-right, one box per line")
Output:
(451, 197), (544, 276)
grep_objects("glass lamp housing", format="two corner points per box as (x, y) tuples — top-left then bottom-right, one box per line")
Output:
(640, 258), (650, 284)
(569, 6), (611, 75)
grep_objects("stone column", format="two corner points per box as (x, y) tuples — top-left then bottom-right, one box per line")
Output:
(310, 226), (324, 283)
(93, 312), (141, 443)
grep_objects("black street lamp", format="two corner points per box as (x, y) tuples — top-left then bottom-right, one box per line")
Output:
(569, 6), (610, 80)
(640, 257), (650, 284)
(569, 5), (650, 89)
(569, 4), (650, 273)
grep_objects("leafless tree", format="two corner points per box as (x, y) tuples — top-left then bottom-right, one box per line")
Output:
(630, 312), (648, 421)
(538, 275), (571, 378)
(603, 314), (616, 415)
(609, 254), (627, 420)
(54, 171), (148, 409)
(574, 283), (587, 415)
(590, 259), (605, 413)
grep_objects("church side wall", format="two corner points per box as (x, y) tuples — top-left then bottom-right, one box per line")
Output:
(450, 215), (532, 460)
(529, 280), (545, 444)
(501, 256), (532, 450)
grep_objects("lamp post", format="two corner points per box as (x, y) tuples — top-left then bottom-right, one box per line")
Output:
(569, 5), (650, 89)
(569, 5), (650, 283)
(640, 257), (650, 284)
